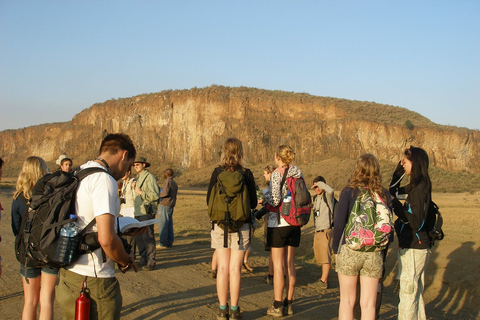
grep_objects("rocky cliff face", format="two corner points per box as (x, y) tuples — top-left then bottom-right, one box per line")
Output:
(1, 86), (478, 174)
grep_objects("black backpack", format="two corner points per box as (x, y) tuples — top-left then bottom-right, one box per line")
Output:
(425, 200), (445, 246)
(15, 168), (106, 269)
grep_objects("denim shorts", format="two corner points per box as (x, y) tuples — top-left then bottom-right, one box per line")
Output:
(20, 264), (59, 279)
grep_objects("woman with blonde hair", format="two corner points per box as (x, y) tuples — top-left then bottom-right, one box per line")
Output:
(263, 145), (305, 316)
(332, 154), (392, 320)
(206, 137), (257, 320)
(11, 156), (58, 320)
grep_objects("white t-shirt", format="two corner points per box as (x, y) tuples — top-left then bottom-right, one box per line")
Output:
(66, 161), (120, 278)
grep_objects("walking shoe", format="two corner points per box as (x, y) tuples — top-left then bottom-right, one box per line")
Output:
(309, 279), (329, 289)
(156, 244), (167, 250)
(229, 307), (242, 320)
(142, 264), (155, 271)
(317, 279), (329, 289)
(264, 274), (274, 284)
(283, 299), (293, 316)
(242, 261), (253, 272)
(217, 305), (229, 320)
(266, 304), (283, 317)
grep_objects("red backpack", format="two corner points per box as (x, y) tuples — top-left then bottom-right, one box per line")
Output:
(267, 166), (312, 227)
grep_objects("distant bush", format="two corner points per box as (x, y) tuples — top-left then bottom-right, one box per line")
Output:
(405, 120), (415, 130)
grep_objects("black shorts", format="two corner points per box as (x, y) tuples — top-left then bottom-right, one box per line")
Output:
(267, 226), (301, 248)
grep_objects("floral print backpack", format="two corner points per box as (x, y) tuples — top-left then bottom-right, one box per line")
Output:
(344, 188), (393, 252)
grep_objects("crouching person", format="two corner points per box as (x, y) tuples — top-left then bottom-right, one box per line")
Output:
(56, 133), (145, 320)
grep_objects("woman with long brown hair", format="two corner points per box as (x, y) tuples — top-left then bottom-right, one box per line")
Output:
(11, 156), (58, 320)
(332, 154), (392, 320)
(206, 138), (257, 320)
(390, 146), (433, 320)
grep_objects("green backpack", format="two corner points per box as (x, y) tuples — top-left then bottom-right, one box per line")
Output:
(344, 188), (393, 252)
(208, 169), (251, 236)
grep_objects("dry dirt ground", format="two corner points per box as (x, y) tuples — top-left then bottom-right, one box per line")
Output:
(0, 187), (479, 320)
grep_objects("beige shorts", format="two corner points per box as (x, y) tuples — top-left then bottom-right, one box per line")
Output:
(336, 244), (383, 278)
(313, 228), (334, 265)
(211, 222), (251, 251)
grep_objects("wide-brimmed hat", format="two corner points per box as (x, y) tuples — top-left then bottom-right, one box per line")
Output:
(56, 154), (68, 165)
(133, 156), (151, 168)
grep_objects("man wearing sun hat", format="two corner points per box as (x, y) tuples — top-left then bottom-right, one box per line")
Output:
(133, 156), (159, 271)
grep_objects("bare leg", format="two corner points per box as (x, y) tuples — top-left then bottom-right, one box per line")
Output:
(229, 249), (246, 306)
(39, 272), (58, 320)
(271, 247), (285, 302)
(212, 250), (217, 271)
(215, 248), (231, 306)
(359, 276), (379, 320)
(338, 273), (358, 320)
(321, 263), (331, 282)
(284, 246), (296, 301)
(22, 276), (40, 320)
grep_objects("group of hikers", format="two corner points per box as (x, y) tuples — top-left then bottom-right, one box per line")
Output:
(206, 138), (434, 320)
(0, 133), (435, 320)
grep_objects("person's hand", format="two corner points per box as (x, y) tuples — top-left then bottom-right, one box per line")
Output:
(135, 187), (142, 195)
(119, 255), (137, 273)
(389, 161), (405, 197)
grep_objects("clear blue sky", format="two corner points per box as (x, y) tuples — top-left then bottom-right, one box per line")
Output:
(1, 0), (479, 131)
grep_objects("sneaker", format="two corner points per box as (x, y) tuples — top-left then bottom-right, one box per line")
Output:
(309, 279), (329, 289)
(217, 306), (229, 320)
(156, 244), (167, 250)
(230, 307), (242, 320)
(264, 274), (274, 284)
(142, 264), (155, 271)
(266, 304), (283, 317)
(242, 261), (253, 272)
(318, 280), (329, 289)
(283, 299), (293, 316)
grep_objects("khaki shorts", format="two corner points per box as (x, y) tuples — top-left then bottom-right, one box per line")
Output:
(313, 229), (334, 265)
(211, 222), (251, 251)
(56, 268), (122, 320)
(336, 244), (383, 278)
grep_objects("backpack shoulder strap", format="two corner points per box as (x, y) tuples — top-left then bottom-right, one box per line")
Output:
(76, 167), (109, 180)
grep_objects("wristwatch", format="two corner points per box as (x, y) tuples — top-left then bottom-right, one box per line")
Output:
(119, 257), (133, 273)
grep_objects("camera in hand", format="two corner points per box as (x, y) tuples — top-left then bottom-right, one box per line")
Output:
(254, 206), (269, 220)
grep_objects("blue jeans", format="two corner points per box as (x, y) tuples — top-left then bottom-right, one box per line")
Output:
(158, 205), (174, 247)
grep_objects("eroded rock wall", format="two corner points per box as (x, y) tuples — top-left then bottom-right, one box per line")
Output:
(1, 86), (478, 174)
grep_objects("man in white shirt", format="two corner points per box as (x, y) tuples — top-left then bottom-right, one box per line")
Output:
(56, 133), (144, 320)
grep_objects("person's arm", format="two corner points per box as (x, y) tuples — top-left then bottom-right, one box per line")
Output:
(268, 171), (283, 207)
(206, 168), (220, 205)
(96, 214), (137, 272)
(404, 186), (429, 233)
(159, 179), (170, 198)
(332, 188), (353, 254)
(11, 198), (24, 237)
(244, 169), (258, 209)
(141, 174), (160, 204)
(317, 181), (334, 209)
